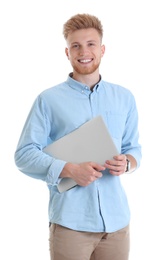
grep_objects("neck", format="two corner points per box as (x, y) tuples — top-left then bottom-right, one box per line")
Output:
(71, 71), (100, 89)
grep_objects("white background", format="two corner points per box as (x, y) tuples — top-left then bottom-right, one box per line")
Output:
(0, 0), (168, 259)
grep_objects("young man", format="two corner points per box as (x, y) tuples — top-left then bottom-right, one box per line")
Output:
(15, 13), (141, 260)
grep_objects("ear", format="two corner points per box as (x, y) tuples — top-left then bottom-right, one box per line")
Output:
(65, 47), (69, 60)
(101, 44), (105, 57)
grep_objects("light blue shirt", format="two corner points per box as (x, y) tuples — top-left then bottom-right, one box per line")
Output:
(15, 74), (141, 232)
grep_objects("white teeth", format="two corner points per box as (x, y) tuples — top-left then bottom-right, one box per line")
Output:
(80, 59), (91, 63)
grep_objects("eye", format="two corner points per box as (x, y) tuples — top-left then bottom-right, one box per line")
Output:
(72, 44), (79, 48)
(88, 42), (95, 47)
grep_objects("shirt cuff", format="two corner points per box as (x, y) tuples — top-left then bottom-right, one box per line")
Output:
(45, 159), (67, 185)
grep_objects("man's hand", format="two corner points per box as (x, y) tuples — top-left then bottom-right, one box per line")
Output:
(104, 154), (127, 176)
(61, 162), (105, 186)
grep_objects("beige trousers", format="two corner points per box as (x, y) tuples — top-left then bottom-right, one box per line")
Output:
(49, 224), (130, 260)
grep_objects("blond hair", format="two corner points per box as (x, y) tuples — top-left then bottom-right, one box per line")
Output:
(63, 13), (103, 40)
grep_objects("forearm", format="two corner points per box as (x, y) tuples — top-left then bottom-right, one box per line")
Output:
(15, 144), (67, 185)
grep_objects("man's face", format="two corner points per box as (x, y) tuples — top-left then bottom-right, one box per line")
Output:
(65, 28), (105, 76)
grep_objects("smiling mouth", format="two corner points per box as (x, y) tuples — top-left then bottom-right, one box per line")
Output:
(78, 59), (93, 63)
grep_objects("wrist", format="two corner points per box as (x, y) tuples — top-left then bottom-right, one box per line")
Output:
(125, 154), (137, 173)
(60, 162), (78, 178)
(125, 158), (131, 172)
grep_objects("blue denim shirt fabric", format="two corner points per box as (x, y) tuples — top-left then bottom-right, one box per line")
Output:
(15, 75), (141, 232)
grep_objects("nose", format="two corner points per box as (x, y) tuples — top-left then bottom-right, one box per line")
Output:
(79, 46), (89, 56)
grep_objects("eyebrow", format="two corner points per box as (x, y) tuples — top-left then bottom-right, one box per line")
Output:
(71, 40), (97, 45)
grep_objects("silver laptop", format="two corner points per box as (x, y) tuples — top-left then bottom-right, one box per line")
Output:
(43, 116), (119, 192)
